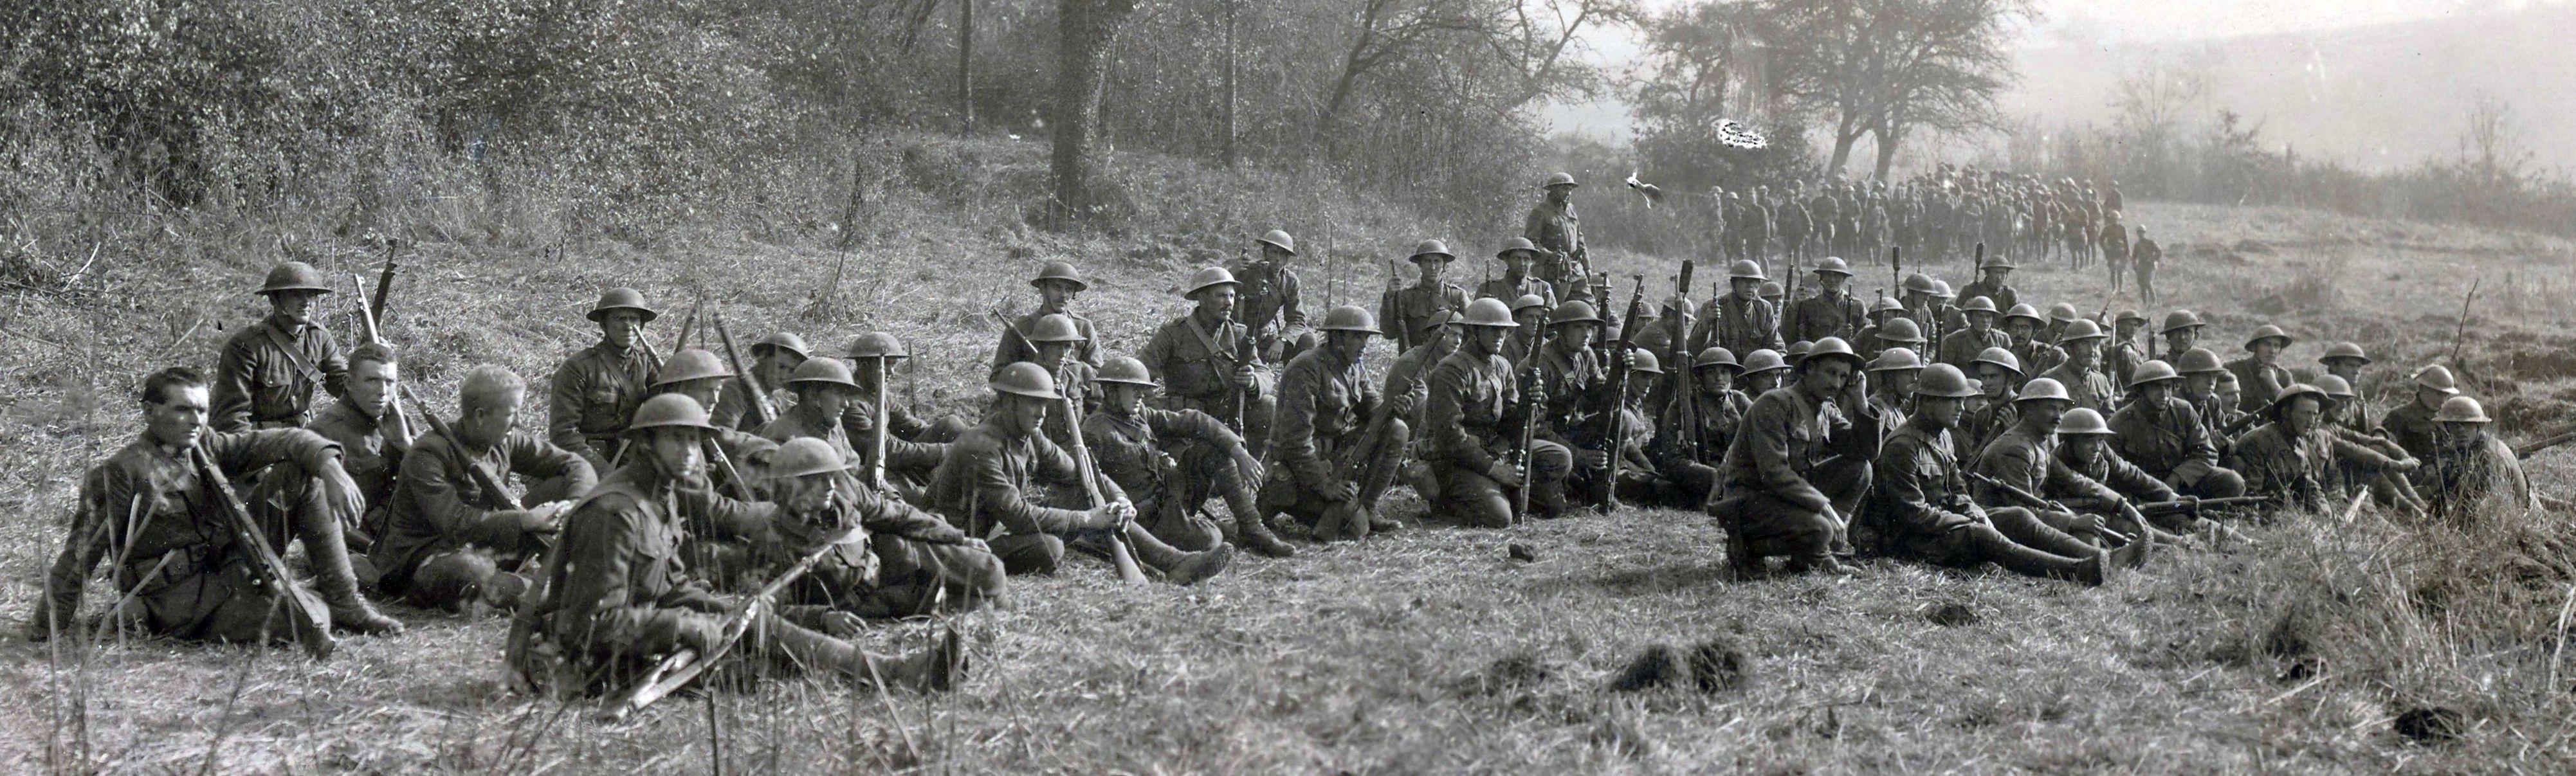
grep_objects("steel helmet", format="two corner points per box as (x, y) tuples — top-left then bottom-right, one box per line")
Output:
(1814, 257), (1853, 276)
(1728, 259), (1768, 280)
(626, 393), (716, 434)
(1408, 239), (1455, 262)
(2159, 310), (2204, 334)
(1495, 237), (1539, 259)
(2322, 341), (2370, 365)
(1027, 313), (1087, 343)
(2413, 365), (2460, 394)
(1549, 300), (1602, 325)
(1510, 293), (1549, 312)
(1868, 347), (1924, 372)
(1930, 280), (1955, 300)
(1978, 253), (2017, 270)
(1184, 266), (1241, 297)
(2046, 303), (2080, 324)
(1914, 363), (1979, 398)
(2058, 319), (2108, 343)
(785, 357), (859, 390)
(847, 331), (908, 360)
(1626, 348), (1663, 374)
(2126, 359), (2184, 388)
(2115, 309), (2146, 325)
(2016, 377), (2072, 403)
(2243, 325), (2293, 350)
(1786, 340), (1813, 363)
(1960, 296), (2000, 315)
(1418, 309), (1462, 330)
(1973, 347), (2023, 375)
(1459, 297), (1519, 327)
(2002, 303), (2043, 323)
(1544, 172), (1579, 188)
(258, 261), (334, 296)
(1804, 337), (1863, 368)
(991, 361), (1063, 400)
(2178, 348), (2225, 374)
(1256, 229), (1297, 255)
(2316, 374), (2355, 398)
(2265, 383), (2328, 419)
(1318, 305), (1380, 334)
(650, 348), (733, 386)
(1879, 317), (1925, 345)
(1694, 347), (1741, 371)
(771, 437), (854, 478)
(1739, 348), (1789, 374)
(751, 332), (811, 360)
(1094, 356), (1158, 387)
(2058, 408), (2115, 435)
(2435, 395), (2491, 423)
(1031, 260), (1090, 291)
(1873, 296), (1908, 314)
(587, 287), (658, 323)
(1901, 273), (1938, 294)
(1760, 281), (1785, 298)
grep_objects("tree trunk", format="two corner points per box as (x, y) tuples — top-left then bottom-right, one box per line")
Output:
(959, 0), (975, 137)
(1221, 0), (1238, 167)
(1828, 131), (1859, 176)
(1051, 0), (1140, 226)
(1872, 124), (1902, 179)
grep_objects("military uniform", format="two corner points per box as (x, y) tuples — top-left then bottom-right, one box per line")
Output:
(2038, 361), (2117, 414)
(1380, 282), (1470, 353)
(1973, 423), (2119, 539)
(2225, 357), (2293, 415)
(1935, 328), (2011, 370)
(1084, 406), (1261, 552)
(992, 311), (1101, 376)
(756, 467), (1005, 619)
(1140, 309), (1275, 455)
(2423, 430), (2535, 525)
(1711, 384), (1870, 572)
(2132, 236), (2162, 305)
(2108, 394), (2243, 498)
(1230, 258), (1310, 364)
(2224, 424), (2404, 513)
(1421, 345), (1573, 526)
(1955, 279), (2016, 312)
(549, 343), (657, 467)
(1860, 422), (2103, 581)
(376, 427), (594, 607)
(1260, 343), (1407, 537)
(1475, 275), (1556, 307)
(1523, 201), (1585, 286)
(310, 398), (406, 545)
(2382, 401), (2441, 460)
(1785, 290), (1866, 345)
(213, 315), (349, 431)
(1692, 294), (1784, 359)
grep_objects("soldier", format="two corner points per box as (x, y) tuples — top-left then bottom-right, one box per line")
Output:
(1865, 348), (1924, 449)
(2042, 303), (2082, 348)
(848, 332), (973, 449)
(2225, 384), (2417, 514)
(2227, 325), (2296, 414)
(2317, 375), (2431, 515)
(1935, 296), (2011, 369)
(2105, 311), (2150, 391)
(515, 394), (964, 697)
(1711, 337), (1872, 577)
(2109, 360), (2247, 500)
(2131, 226), (2162, 305)
(1088, 355), (1294, 556)
(713, 332), (807, 431)
(1421, 298), (1575, 525)
(30, 366), (401, 647)
(1654, 347), (1751, 505)
(1379, 240), (1472, 353)
(1971, 378), (2150, 547)
(2052, 408), (2212, 541)
(1786, 257), (1867, 345)
(2382, 365), (2461, 460)
(2100, 211), (2131, 293)
(213, 261), (348, 432)
(1479, 237), (1558, 305)
(1691, 260), (1785, 357)
(2002, 303), (2064, 377)
(1858, 364), (2115, 584)
(994, 261), (1101, 377)
(928, 363), (1232, 582)
(652, 349), (783, 495)
(1385, 309), (1459, 507)
(1744, 190), (1775, 269)
(1234, 229), (1314, 365)
(1524, 172), (1587, 288)
(1004, 314), (1098, 446)
(756, 357), (873, 462)
(1955, 254), (2019, 313)
(1776, 194), (1814, 269)
(1594, 349), (1685, 507)
(1896, 273), (1939, 325)
(1759, 281), (1787, 325)
(2157, 310), (2206, 364)
(1146, 267), (1276, 457)
(1258, 307), (1409, 541)
(2040, 320), (2119, 413)
(2317, 343), (2375, 426)
(1857, 312), (1925, 363)
(747, 437), (1005, 618)
(1740, 348), (1791, 395)
(1960, 347), (2024, 459)
(376, 365), (596, 611)
(309, 343), (407, 564)
(2420, 396), (2537, 525)
(1530, 301), (1609, 492)
(550, 287), (661, 468)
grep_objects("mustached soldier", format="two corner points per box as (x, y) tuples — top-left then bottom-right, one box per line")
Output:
(1422, 298), (1575, 525)
(1712, 337), (1872, 577)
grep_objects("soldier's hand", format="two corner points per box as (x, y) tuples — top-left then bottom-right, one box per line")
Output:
(508, 509), (558, 536)
(1486, 462), (1524, 489)
(1386, 393), (1417, 419)
(2389, 457), (2420, 473)
(1575, 449), (1610, 471)
(669, 617), (724, 654)
(2072, 512), (2105, 534)
(1232, 364), (1257, 390)
(1333, 480), (1361, 503)
(818, 611), (864, 639)
(1232, 449), (1266, 485)
(315, 455), (367, 523)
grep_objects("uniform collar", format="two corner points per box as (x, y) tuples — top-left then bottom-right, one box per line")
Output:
(266, 314), (312, 338)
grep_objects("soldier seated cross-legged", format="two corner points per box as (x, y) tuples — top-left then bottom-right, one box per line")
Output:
(376, 365), (597, 612)
(1856, 365), (2122, 585)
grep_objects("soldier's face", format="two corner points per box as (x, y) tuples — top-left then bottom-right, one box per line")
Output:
(2418, 388), (2449, 410)
(1469, 325), (1508, 356)
(647, 428), (706, 482)
(762, 350), (808, 387)
(1732, 278), (1758, 299)
(1036, 341), (1072, 370)
(1818, 274), (1845, 293)
(1416, 259), (1447, 282)
(1003, 394), (1049, 435)
(1106, 384), (1149, 417)
(673, 377), (722, 410)
(802, 384), (850, 419)
(2023, 399), (2069, 428)
(2004, 320), (2033, 340)
(2067, 339), (2100, 365)
(1977, 365), (2014, 397)
(1262, 246), (1294, 265)
(146, 384), (211, 449)
(1555, 321), (1596, 347)
(1969, 312), (1995, 333)
(1879, 369), (1917, 396)
(2283, 397), (2322, 435)
(1505, 253), (1533, 274)
(1700, 367), (1733, 393)
(2251, 340), (2282, 363)
(2138, 382), (2171, 404)
(1328, 330), (1371, 361)
(2323, 359), (2359, 381)
(1919, 395), (1965, 429)
(1040, 280), (1081, 310)
(2439, 421), (2484, 446)
(348, 359), (396, 418)
(2166, 328), (2198, 351)
(599, 311), (645, 349)
(1547, 185), (1573, 204)
(1429, 325), (1459, 354)
(782, 471), (839, 515)
(2068, 436), (2105, 467)
(1748, 372), (1781, 393)
(1800, 359), (1852, 397)
(1194, 286), (1238, 317)
(462, 390), (524, 442)
(269, 291), (317, 325)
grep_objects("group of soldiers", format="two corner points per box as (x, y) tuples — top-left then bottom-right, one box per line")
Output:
(21, 172), (2539, 707)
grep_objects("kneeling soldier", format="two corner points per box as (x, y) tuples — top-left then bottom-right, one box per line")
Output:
(1859, 365), (2116, 584)
(1710, 337), (1873, 577)
(758, 437), (1006, 618)
(2420, 396), (2538, 526)
(1089, 355), (1295, 556)
(1260, 305), (1411, 543)
(378, 366), (597, 611)
(1423, 298), (1575, 526)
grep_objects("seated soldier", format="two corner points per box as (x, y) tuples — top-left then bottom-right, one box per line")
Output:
(713, 332), (807, 431)
(2224, 384), (2417, 516)
(1145, 267), (1275, 457)
(2039, 320), (2118, 413)
(927, 363), (1232, 583)
(510, 394), (963, 698)
(1421, 298), (1576, 526)
(1738, 348), (1789, 395)
(2001, 303), (2063, 377)
(1598, 349), (1692, 508)
(1710, 337), (1872, 577)
(1259, 307), (1409, 543)
(1958, 347), (2023, 460)
(1652, 347), (1751, 508)
(309, 342), (408, 578)
(650, 348), (781, 483)
(377, 366), (597, 611)
(1858, 364), (2120, 584)
(1089, 355), (1293, 556)
(1971, 378), (2151, 548)
(753, 438), (1005, 618)
(845, 332), (960, 491)
(2317, 375), (2429, 516)
(30, 366), (400, 651)
(2418, 396), (2538, 527)
(2108, 359), (2247, 500)
(2175, 348), (2246, 444)
(2380, 365), (2462, 460)
(2052, 408), (2209, 543)
(1864, 347), (1924, 450)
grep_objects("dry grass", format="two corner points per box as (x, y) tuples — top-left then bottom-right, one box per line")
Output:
(6, 139), (2576, 773)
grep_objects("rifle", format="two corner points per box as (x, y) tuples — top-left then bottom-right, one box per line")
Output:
(1236, 334), (1257, 442)
(871, 360), (891, 491)
(369, 239), (399, 326)
(2516, 430), (2576, 458)
(2219, 409), (2266, 439)
(671, 295), (706, 352)
(1669, 260), (1704, 462)
(1965, 471), (2136, 546)
(992, 312), (1146, 582)
(2134, 496), (2270, 517)
(189, 447), (336, 660)
(1596, 276), (1647, 512)
(399, 384), (525, 512)
(348, 275), (416, 444)
(710, 315), (776, 428)
(1512, 309), (1553, 522)
(602, 525), (859, 722)
(2449, 278), (2480, 370)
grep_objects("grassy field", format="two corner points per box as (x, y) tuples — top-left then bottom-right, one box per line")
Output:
(5, 138), (2576, 773)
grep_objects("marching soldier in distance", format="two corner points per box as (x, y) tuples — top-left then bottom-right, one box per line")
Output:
(1261, 306), (1410, 543)
(995, 260), (1102, 376)
(1422, 298), (1575, 525)
(2380, 365), (2460, 460)
(1087, 355), (1293, 557)
(2108, 360), (2248, 500)
(2038, 320), (2118, 413)
(1524, 173), (1587, 290)
(746, 437), (1005, 619)
(2419, 396), (2538, 525)
(2224, 384), (2417, 514)
(1232, 229), (1314, 365)
(1145, 267), (1276, 457)
(1785, 257), (1867, 345)
(214, 261), (348, 433)
(928, 363), (1232, 582)
(713, 332), (807, 432)
(1379, 240), (1472, 353)
(2130, 226), (2163, 305)
(31, 366), (402, 645)
(551, 287), (661, 468)
(1712, 337), (1872, 577)
(2227, 325), (2297, 414)
(1477, 237), (1558, 306)
(1856, 363), (2116, 585)
(1691, 260), (1785, 357)
(376, 365), (596, 612)
(1955, 253), (2019, 314)
(1935, 296), (2011, 370)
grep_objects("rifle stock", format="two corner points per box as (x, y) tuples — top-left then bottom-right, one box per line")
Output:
(711, 315), (776, 428)
(348, 275), (416, 444)
(190, 447), (336, 660)
(992, 311), (1146, 582)
(602, 527), (856, 721)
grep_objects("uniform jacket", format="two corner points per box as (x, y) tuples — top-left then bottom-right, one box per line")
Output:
(1786, 291), (1867, 345)
(1717, 386), (1849, 510)
(927, 420), (1126, 539)
(2225, 423), (2400, 512)
(1866, 421), (1980, 539)
(213, 314), (348, 431)
(536, 465), (774, 663)
(1142, 311), (1263, 404)
(2424, 432), (2537, 521)
(993, 310), (1101, 377)
(1421, 348), (1523, 473)
(2382, 401), (2440, 461)
(1692, 294), (1784, 358)
(1655, 388), (1749, 467)
(2224, 357), (2294, 414)
(2038, 361), (2119, 415)
(379, 428), (594, 592)
(1474, 275), (1556, 307)
(1973, 422), (2118, 507)
(2108, 394), (2219, 483)
(1382, 343), (1448, 429)
(2056, 446), (2175, 512)
(1954, 280), (2016, 312)
(310, 398), (406, 519)
(549, 342), (658, 464)
(1270, 347), (1380, 493)
(1084, 406), (1236, 496)
(1229, 259), (1306, 339)
(1379, 282), (1470, 352)
(1935, 327), (2012, 370)
(1523, 202), (1583, 259)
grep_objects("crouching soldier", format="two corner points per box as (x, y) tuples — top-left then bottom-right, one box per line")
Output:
(2419, 396), (2539, 526)
(376, 366), (597, 611)
(2224, 384), (2418, 515)
(1421, 298), (1575, 526)
(511, 395), (964, 698)
(1383, 310), (1458, 513)
(30, 367), (401, 649)
(1710, 337), (1873, 577)
(1857, 365), (2117, 584)
(1088, 355), (1294, 557)
(757, 438), (1005, 618)
(928, 363), (1232, 583)
(1259, 306), (1411, 543)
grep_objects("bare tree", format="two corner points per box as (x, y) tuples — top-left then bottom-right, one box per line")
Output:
(1052, 0), (1142, 225)
(2108, 50), (2216, 194)
(1765, 0), (2027, 177)
(1317, 0), (1632, 141)
(2459, 92), (2530, 185)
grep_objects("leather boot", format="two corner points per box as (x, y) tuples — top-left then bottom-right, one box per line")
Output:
(848, 624), (967, 693)
(2107, 536), (2151, 570)
(1128, 524), (1232, 585)
(1530, 480), (1572, 520)
(1980, 532), (2106, 586)
(295, 496), (405, 636)
(1223, 488), (1295, 557)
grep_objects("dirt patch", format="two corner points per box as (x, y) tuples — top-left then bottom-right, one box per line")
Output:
(1609, 644), (1684, 692)
(1926, 602), (1980, 627)
(1686, 637), (1751, 692)
(2393, 706), (2465, 744)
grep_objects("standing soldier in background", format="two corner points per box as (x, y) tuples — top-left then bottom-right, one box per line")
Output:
(1776, 190), (1814, 271)
(377, 365), (596, 611)
(1233, 229), (1313, 365)
(1692, 260), (1785, 357)
(1524, 173), (1586, 290)
(1746, 189), (1775, 273)
(1145, 267), (1276, 458)
(551, 287), (661, 469)
(214, 261), (348, 432)
(1785, 257), (1867, 345)
(1477, 237), (1557, 305)
(2130, 226), (2163, 305)
(2104, 311), (2150, 392)
(2100, 211), (2132, 294)
(995, 261), (1102, 375)
(1955, 254), (2018, 314)
(1379, 240), (1472, 354)
(1422, 298), (1575, 525)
